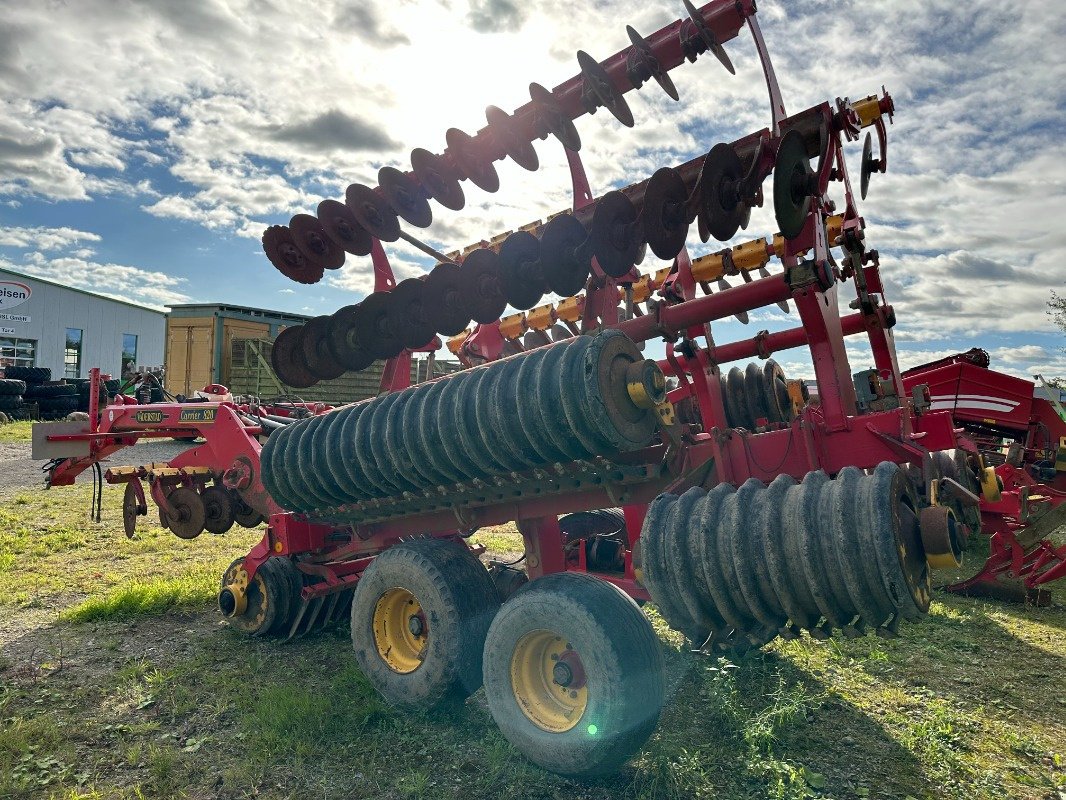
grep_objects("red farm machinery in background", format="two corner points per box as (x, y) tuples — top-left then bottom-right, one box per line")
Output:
(31, 0), (1060, 779)
(901, 351), (1066, 602)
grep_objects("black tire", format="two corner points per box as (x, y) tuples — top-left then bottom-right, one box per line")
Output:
(5, 366), (50, 383)
(202, 486), (235, 535)
(350, 538), (500, 708)
(0, 379), (26, 396)
(149, 386), (165, 403)
(104, 379), (121, 394)
(482, 572), (665, 779)
(220, 557), (294, 636)
(26, 382), (76, 398)
(37, 396), (78, 412)
(0, 395), (23, 411)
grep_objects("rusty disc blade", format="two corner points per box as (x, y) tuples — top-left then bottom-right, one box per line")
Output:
(262, 225), (324, 284)
(354, 291), (404, 360)
(699, 143), (747, 242)
(529, 82), (581, 151)
(423, 262), (472, 336)
(167, 487), (206, 540)
(445, 128), (500, 193)
(301, 315), (346, 380)
(860, 131), (874, 200)
(289, 213), (345, 270)
(590, 190), (641, 278)
(486, 105), (539, 172)
(410, 147), (465, 211)
(643, 167), (690, 260)
(682, 0), (735, 74)
(345, 183), (401, 242)
(378, 166), (432, 229)
(122, 481), (142, 539)
(498, 231), (546, 310)
(317, 199), (373, 256)
(626, 25), (679, 101)
(539, 214), (590, 297)
(460, 248), (508, 324)
(577, 50), (634, 128)
(386, 278), (436, 349)
(326, 305), (375, 372)
(270, 325), (318, 388)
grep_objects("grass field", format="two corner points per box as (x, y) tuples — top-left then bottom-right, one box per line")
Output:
(0, 421), (35, 443)
(0, 482), (1063, 800)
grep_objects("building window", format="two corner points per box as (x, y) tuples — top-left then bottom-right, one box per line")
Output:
(0, 337), (36, 370)
(64, 328), (83, 379)
(121, 333), (138, 376)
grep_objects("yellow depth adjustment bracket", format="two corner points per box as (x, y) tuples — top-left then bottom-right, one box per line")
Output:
(852, 94), (885, 127)
(977, 454), (1002, 503)
(691, 252), (726, 283)
(526, 303), (556, 332)
(447, 329), (470, 355)
(630, 274), (654, 304)
(519, 220), (542, 235)
(825, 214), (845, 245)
(556, 295), (585, 323)
(499, 312), (528, 340)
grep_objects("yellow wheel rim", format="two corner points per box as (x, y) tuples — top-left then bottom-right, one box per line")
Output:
(372, 587), (427, 674)
(510, 630), (589, 733)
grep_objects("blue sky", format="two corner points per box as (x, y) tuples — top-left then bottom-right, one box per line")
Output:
(0, 0), (1063, 382)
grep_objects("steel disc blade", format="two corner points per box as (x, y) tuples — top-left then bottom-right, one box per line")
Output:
(529, 82), (581, 151)
(317, 200), (373, 256)
(270, 325), (317, 388)
(445, 128), (500, 193)
(423, 262), (472, 336)
(540, 214), (590, 296)
(410, 147), (465, 211)
(345, 183), (401, 242)
(522, 329), (552, 350)
(774, 129), (815, 241)
(643, 167), (690, 260)
(386, 278), (436, 349)
(459, 248), (508, 324)
(860, 131), (874, 200)
(486, 105), (539, 172)
(290, 213), (345, 270)
(378, 166), (432, 229)
(683, 0), (734, 74)
(699, 143), (747, 242)
(354, 291), (404, 360)
(326, 305), (375, 372)
(301, 315), (345, 381)
(498, 231), (546, 310)
(577, 50), (634, 128)
(590, 190), (641, 278)
(549, 322), (573, 342)
(262, 225), (324, 284)
(626, 25), (679, 101)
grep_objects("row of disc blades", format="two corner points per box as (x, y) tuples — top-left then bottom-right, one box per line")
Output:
(262, 127), (816, 297)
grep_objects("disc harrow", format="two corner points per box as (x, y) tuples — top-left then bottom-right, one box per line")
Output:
(37, 0), (992, 782)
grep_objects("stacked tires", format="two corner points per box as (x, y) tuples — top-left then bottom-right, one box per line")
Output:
(0, 377), (26, 421)
(4, 367), (79, 420)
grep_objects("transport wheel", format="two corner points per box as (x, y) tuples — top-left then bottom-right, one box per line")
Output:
(482, 572), (665, 779)
(201, 486), (235, 535)
(219, 557), (295, 636)
(350, 538), (500, 707)
(166, 487), (205, 540)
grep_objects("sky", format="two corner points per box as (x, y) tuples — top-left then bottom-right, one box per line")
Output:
(0, 0), (1063, 384)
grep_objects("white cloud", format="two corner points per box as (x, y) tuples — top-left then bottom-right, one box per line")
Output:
(0, 225), (101, 252)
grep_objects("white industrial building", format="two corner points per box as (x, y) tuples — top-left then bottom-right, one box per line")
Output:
(0, 267), (166, 380)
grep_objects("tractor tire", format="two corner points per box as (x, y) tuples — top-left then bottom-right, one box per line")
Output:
(350, 538), (500, 708)
(482, 572), (665, 779)
(0, 379), (26, 396)
(37, 396), (78, 412)
(26, 382), (76, 398)
(4, 366), (50, 383)
(0, 395), (23, 411)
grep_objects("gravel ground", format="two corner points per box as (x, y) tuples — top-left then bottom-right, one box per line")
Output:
(0, 439), (197, 495)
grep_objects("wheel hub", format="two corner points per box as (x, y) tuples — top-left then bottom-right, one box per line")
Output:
(510, 630), (589, 733)
(372, 587), (427, 674)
